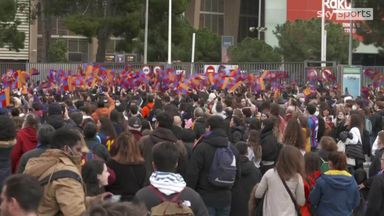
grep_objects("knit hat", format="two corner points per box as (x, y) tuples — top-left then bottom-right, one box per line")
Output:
(128, 117), (142, 129)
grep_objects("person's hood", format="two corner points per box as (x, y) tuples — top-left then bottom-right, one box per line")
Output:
(24, 149), (81, 178)
(322, 170), (356, 189)
(150, 171), (186, 196)
(0, 139), (16, 148)
(18, 127), (37, 143)
(150, 127), (178, 143)
(202, 129), (229, 147)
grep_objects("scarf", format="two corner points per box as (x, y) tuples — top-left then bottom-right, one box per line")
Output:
(149, 171), (186, 196)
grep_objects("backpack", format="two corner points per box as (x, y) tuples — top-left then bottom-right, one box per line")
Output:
(320, 157), (329, 173)
(39, 170), (82, 186)
(208, 143), (237, 188)
(149, 186), (194, 216)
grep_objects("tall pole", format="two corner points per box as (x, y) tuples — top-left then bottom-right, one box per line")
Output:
(190, 33), (196, 76)
(257, 0), (262, 39)
(167, 0), (172, 65)
(348, 0), (353, 66)
(144, 0), (149, 64)
(321, 0), (326, 67)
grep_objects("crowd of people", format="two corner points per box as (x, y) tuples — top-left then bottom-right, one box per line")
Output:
(0, 80), (383, 216)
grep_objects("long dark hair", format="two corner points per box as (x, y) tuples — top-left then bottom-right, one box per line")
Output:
(276, 145), (305, 180)
(100, 117), (117, 140)
(113, 132), (144, 164)
(304, 152), (321, 176)
(283, 118), (305, 150)
(82, 160), (106, 196)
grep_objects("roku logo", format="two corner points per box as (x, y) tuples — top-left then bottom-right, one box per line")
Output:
(324, 0), (351, 10)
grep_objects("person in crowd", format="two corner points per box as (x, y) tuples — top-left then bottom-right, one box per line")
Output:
(283, 118), (306, 155)
(135, 141), (208, 216)
(24, 128), (111, 216)
(17, 124), (55, 173)
(230, 141), (261, 216)
(0, 116), (17, 190)
(10, 114), (39, 173)
(299, 115), (311, 153)
(370, 101), (384, 139)
(187, 115), (239, 216)
(110, 109), (126, 136)
(70, 111), (84, 132)
(369, 131), (384, 178)
(302, 152), (322, 216)
(317, 136), (338, 173)
(82, 160), (110, 196)
(141, 94), (154, 119)
(172, 115), (184, 139)
(0, 174), (43, 216)
(138, 112), (187, 179)
(83, 121), (110, 162)
(127, 116), (143, 143)
(92, 92), (115, 122)
(193, 107), (206, 139)
(247, 129), (262, 167)
(106, 132), (146, 201)
(340, 113), (365, 170)
(260, 118), (282, 174)
(229, 115), (246, 144)
(333, 108), (348, 141)
(83, 202), (147, 216)
(306, 104), (319, 151)
(98, 117), (118, 153)
(310, 152), (360, 216)
(365, 153), (384, 215)
(269, 103), (286, 142)
(255, 145), (305, 216)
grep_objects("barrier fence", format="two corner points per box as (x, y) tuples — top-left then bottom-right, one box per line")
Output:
(0, 62), (382, 87)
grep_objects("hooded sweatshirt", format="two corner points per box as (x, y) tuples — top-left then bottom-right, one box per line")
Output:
(11, 127), (38, 173)
(134, 172), (209, 216)
(310, 170), (360, 216)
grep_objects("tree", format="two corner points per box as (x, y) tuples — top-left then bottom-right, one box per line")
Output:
(129, 0), (221, 62)
(228, 37), (281, 62)
(48, 40), (68, 62)
(0, 0), (25, 51)
(274, 18), (359, 63)
(64, 0), (142, 62)
(356, 0), (384, 55)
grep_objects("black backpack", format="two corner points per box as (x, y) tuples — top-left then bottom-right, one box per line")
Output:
(208, 143), (237, 188)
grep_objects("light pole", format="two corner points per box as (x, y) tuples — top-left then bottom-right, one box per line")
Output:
(348, 0), (353, 66)
(144, 0), (149, 64)
(321, 0), (326, 67)
(167, 0), (172, 65)
(258, 0), (262, 40)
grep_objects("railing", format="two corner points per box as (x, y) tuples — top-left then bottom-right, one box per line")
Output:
(0, 62), (382, 86)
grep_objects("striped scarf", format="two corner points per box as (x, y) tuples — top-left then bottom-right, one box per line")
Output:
(149, 171), (186, 196)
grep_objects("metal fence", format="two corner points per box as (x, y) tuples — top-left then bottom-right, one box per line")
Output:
(0, 62), (382, 86)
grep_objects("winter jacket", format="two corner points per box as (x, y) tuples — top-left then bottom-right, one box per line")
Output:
(371, 110), (384, 138)
(0, 140), (16, 189)
(255, 169), (305, 216)
(260, 128), (282, 163)
(84, 137), (110, 162)
(106, 160), (146, 201)
(369, 148), (384, 178)
(11, 127), (38, 173)
(365, 173), (384, 216)
(23, 149), (87, 216)
(141, 102), (154, 119)
(310, 170), (360, 216)
(230, 155), (261, 216)
(186, 129), (240, 208)
(138, 127), (187, 179)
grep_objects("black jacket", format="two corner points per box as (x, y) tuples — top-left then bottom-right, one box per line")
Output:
(186, 129), (240, 208)
(369, 148), (384, 178)
(260, 129), (281, 162)
(365, 174), (384, 216)
(230, 155), (261, 216)
(371, 110), (384, 138)
(138, 127), (187, 179)
(134, 185), (209, 216)
(106, 160), (146, 201)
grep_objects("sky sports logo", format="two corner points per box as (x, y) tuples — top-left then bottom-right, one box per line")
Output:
(334, 8), (373, 20)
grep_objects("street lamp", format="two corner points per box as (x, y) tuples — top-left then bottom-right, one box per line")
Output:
(168, 0), (172, 65)
(144, 0), (149, 64)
